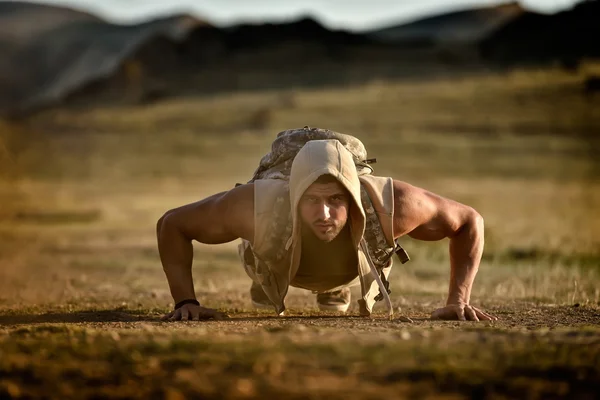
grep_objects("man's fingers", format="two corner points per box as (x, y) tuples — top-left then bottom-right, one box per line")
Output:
(181, 307), (190, 321)
(471, 306), (495, 321)
(169, 309), (182, 321)
(471, 306), (491, 317)
(473, 308), (492, 321)
(429, 305), (496, 322)
(465, 306), (479, 321)
(199, 308), (218, 320)
(212, 311), (230, 320)
(430, 309), (442, 320)
(164, 306), (229, 322)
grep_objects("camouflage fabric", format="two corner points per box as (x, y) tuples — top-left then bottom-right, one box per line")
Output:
(238, 239), (286, 314)
(360, 185), (397, 268)
(239, 241), (278, 287)
(249, 126), (373, 182)
(258, 187), (293, 264)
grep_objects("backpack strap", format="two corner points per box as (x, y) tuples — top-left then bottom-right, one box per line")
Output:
(360, 184), (410, 304)
(360, 185), (407, 268)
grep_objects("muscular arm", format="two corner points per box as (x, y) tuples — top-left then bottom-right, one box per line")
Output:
(392, 180), (491, 318)
(157, 184), (254, 305)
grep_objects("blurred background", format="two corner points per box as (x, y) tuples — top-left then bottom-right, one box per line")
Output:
(0, 0), (598, 311)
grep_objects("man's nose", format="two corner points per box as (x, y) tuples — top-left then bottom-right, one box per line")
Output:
(319, 204), (331, 220)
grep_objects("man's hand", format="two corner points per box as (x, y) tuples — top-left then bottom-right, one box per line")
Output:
(161, 303), (229, 321)
(431, 304), (497, 321)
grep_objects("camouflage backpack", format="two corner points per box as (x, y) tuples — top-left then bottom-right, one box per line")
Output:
(244, 127), (409, 289)
(249, 126), (376, 182)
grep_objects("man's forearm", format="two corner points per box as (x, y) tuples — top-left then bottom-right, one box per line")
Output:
(157, 215), (197, 303)
(447, 213), (484, 305)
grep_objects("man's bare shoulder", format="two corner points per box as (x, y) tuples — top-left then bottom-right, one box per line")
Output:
(391, 179), (430, 206)
(221, 183), (254, 205)
(391, 179), (418, 194)
(391, 179), (455, 237)
(390, 178), (480, 240)
(391, 178), (476, 212)
(218, 183), (255, 242)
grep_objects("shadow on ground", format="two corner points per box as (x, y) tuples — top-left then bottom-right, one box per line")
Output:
(0, 309), (156, 325)
(1, 305), (599, 328)
(0, 309), (435, 325)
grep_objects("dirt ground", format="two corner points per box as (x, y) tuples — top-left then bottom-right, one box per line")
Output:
(1, 304), (599, 399)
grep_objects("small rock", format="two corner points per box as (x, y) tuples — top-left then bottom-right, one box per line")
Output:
(294, 323), (308, 332)
(537, 327), (550, 335)
(165, 388), (186, 400)
(4, 381), (21, 398)
(398, 316), (414, 323)
(232, 379), (256, 397)
(265, 326), (285, 333)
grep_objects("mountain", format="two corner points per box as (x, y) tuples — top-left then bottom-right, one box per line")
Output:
(0, 5), (396, 117)
(0, 1), (208, 115)
(480, 0), (600, 66)
(0, 1), (101, 42)
(368, 2), (525, 44)
(0, 1), (597, 117)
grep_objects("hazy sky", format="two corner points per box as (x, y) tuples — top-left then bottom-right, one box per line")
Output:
(20, 0), (583, 30)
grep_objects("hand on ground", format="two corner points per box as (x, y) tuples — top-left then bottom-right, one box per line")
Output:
(161, 303), (229, 321)
(431, 304), (497, 321)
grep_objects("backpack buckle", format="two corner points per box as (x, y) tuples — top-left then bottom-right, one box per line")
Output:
(377, 240), (410, 265)
(394, 244), (410, 264)
(374, 272), (391, 302)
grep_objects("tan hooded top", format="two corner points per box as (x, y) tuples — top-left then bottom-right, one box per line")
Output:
(238, 139), (396, 316)
(287, 140), (367, 286)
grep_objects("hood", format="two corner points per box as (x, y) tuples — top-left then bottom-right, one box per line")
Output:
(288, 140), (366, 256)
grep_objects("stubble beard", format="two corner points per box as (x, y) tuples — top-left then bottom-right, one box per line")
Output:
(306, 220), (347, 243)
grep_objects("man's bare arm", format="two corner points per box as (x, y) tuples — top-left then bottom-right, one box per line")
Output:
(156, 183), (254, 319)
(392, 180), (496, 321)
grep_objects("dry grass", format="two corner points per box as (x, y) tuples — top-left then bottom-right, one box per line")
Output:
(0, 67), (599, 399)
(1, 67), (597, 304)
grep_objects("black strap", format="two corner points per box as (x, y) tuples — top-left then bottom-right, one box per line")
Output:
(175, 299), (200, 310)
(374, 272), (391, 302)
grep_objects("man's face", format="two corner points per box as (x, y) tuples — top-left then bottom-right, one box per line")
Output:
(298, 180), (350, 242)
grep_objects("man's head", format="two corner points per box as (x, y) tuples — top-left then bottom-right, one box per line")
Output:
(298, 174), (351, 242)
(289, 139), (366, 249)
